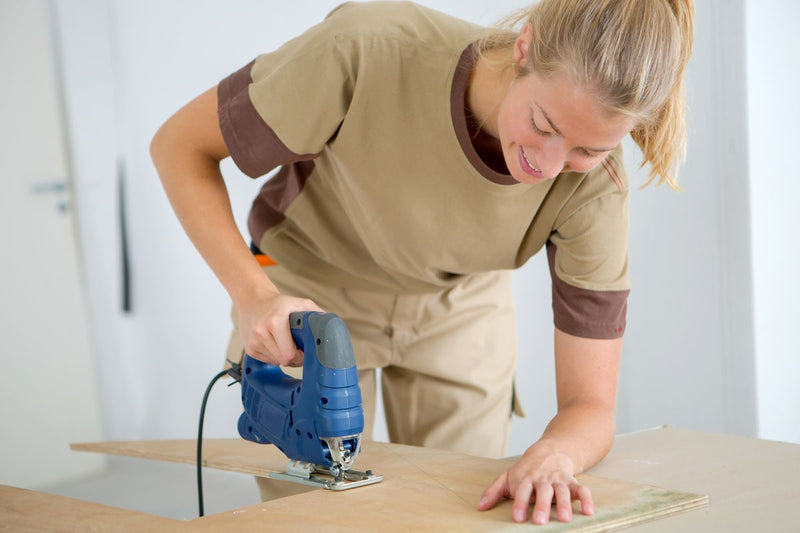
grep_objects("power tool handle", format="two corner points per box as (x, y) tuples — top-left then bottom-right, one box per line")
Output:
(289, 311), (356, 370)
(288, 311), (311, 353)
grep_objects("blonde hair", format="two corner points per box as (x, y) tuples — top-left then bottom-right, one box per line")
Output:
(479, 0), (695, 188)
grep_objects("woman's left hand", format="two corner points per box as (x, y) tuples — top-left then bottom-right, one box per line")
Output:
(477, 443), (594, 525)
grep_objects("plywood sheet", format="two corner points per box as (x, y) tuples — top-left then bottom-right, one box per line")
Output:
(66, 439), (707, 531)
(0, 484), (185, 533)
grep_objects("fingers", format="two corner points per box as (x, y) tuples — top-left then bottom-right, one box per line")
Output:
(248, 329), (303, 366)
(512, 482), (535, 523)
(268, 315), (302, 365)
(525, 482), (592, 525)
(479, 476), (594, 525)
(537, 482), (593, 525)
(571, 482), (595, 516)
(530, 483), (554, 524)
(285, 349), (304, 367)
(477, 472), (510, 511)
(244, 316), (295, 366)
(478, 446), (595, 525)
(241, 297), (325, 366)
(553, 483), (572, 523)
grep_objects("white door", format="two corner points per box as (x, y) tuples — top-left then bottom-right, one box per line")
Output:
(0, 0), (105, 489)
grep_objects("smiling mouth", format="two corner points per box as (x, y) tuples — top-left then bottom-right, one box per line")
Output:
(524, 153), (540, 172)
(519, 147), (542, 175)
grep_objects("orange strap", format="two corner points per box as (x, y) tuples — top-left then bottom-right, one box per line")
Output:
(254, 254), (277, 267)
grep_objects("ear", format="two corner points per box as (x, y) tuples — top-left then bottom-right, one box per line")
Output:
(513, 23), (534, 68)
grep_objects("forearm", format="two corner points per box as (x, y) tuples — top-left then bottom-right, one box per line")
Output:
(150, 87), (277, 307)
(527, 328), (622, 473)
(154, 146), (274, 305)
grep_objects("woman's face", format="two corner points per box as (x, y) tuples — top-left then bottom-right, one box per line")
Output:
(496, 26), (636, 185)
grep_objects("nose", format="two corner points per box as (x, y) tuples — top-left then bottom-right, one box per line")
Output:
(534, 141), (567, 180)
(541, 162), (562, 181)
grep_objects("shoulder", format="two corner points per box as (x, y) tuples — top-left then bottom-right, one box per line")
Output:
(553, 145), (630, 223)
(581, 145), (629, 197)
(321, 1), (481, 50)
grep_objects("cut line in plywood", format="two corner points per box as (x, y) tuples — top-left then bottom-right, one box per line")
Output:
(65, 439), (707, 532)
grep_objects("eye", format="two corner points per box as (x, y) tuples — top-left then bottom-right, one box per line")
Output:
(530, 114), (550, 136)
(577, 148), (609, 159)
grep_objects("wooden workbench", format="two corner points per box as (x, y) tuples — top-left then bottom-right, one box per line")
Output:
(588, 426), (800, 532)
(1, 427), (797, 531)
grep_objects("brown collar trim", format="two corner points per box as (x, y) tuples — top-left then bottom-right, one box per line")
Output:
(450, 44), (517, 186)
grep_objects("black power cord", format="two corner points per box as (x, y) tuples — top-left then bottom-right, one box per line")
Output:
(196, 360), (242, 517)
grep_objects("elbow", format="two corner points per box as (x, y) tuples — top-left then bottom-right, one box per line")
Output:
(149, 122), (169, 170)
(150, 86), (229, 174)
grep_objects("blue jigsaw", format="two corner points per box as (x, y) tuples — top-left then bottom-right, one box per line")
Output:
(237, 311), (382, 490)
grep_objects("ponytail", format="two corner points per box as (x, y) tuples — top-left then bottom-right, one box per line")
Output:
(633, 0), (694, 188)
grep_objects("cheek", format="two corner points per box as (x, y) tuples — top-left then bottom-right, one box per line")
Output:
(497, 102), (527, 141)
(500, 114), (538, 148)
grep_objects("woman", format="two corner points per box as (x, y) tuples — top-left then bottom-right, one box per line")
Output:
(151, 0), (693, 525)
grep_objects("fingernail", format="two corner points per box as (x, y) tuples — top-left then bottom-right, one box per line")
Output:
(478, 496), (488, 507)
(533, 511), (547, 524)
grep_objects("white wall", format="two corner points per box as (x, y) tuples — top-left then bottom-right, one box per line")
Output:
(0, 0), (105, 489)
(52, 0), (798, 462)
(746, 0), (800, 444)
(612, 0), (758, 439)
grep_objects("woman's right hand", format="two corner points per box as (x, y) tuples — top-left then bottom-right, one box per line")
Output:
(236, 289), (324, 367)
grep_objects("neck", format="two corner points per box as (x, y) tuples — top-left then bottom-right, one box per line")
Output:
(467, 48), (514, 139)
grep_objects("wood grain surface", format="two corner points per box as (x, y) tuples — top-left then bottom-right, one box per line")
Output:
(61, 438), (707, 531)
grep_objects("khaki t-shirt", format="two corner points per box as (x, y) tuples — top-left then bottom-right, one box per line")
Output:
(218, 1), (630, 339)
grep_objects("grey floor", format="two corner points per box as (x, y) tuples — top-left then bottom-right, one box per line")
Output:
(42, 455), (262, 521)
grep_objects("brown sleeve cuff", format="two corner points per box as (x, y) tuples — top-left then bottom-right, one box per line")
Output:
(217, 61), (315, 178)
(547, 241), (629, 339)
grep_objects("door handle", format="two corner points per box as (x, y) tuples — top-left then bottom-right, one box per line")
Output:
(30, 179), (69, 213)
